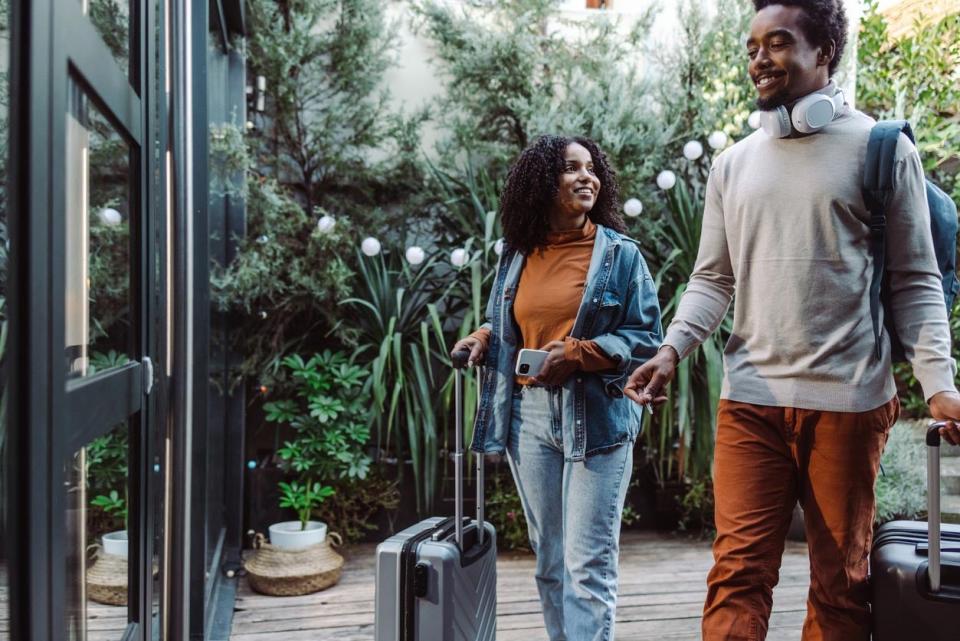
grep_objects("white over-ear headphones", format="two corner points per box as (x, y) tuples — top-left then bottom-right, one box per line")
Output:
(759, 86), (845, 138)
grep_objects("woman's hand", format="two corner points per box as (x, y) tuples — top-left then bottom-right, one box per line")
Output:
(451, 336), (487, 368)
(534, 340), (577, 386)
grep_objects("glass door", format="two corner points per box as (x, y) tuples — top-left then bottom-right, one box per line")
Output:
(14, 0), (164, 639)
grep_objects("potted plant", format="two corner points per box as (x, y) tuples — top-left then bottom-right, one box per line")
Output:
(91, 489), (128, 556)
(263, 350), (372, 550)
(86, 424), (129, 556)
(85, 423), (130, 606)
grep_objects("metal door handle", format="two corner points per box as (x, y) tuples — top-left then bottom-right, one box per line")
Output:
(142, 356), (154, 395)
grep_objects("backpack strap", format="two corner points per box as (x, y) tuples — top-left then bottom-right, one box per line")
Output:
(864, 120), (915, 360)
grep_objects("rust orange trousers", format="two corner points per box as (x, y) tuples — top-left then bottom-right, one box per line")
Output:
(702, 397), (899, 641)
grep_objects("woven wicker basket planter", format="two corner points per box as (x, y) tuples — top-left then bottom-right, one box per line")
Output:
(87, 553), (128, 606)
(245, 532), (344, 596)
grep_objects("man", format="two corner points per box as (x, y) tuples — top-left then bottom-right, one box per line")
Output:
(624, 2), (960, 640)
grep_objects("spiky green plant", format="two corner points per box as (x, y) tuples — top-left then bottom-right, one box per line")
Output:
(646, 178), (729, 486)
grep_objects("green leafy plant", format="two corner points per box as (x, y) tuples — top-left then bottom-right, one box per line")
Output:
(86, 422), (129, 534)
(277, 481), (335, 531)
(858, 1), (960, 203)
(90, 490), (127, 524)
(245, 0), (424, 228)
(341, 252), (453, 516)
(410, 0), (668, 222)
(85, 351), (132, 533)
(313, 473), (401, 544)
(875, 421), (928, 525)
(486, 469), (530, 553)
(264, 351), (372, 529)
(678, 477), (716, 538)
(644, 177), (729, 488)
(211, 175), (356, 387)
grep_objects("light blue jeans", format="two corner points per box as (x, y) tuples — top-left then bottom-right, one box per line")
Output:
(506, 384), (634, 641)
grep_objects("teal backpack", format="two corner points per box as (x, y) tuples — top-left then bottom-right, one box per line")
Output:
(864, 120), (959, 362)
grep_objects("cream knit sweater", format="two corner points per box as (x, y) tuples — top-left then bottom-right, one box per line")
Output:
(663, 105), (956, 412)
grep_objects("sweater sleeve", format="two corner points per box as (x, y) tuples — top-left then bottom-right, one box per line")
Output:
(469, 327), (492, 350)
(662, 161), (736, 359)
(885, 136), (957, 400)
(563, 337), (619, 372)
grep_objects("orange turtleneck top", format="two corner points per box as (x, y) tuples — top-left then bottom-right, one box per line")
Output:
(470, 218), (618, 382)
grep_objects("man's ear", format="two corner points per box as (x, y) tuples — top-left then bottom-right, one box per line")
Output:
(818, 39), (837, 68)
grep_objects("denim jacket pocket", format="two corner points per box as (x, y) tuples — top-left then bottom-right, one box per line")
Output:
(599, 371), (628, 398)
(591, 289), (622, 335)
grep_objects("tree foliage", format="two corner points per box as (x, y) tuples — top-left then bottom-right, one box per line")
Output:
(246, 0), (425, 226)
(857, 0), (960, 202)
(858, 2), (960, 411)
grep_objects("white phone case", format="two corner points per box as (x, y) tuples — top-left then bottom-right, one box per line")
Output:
(515, 348), (549, 377)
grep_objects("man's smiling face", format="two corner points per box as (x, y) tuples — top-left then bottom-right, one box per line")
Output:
(747, 5), (832, 110)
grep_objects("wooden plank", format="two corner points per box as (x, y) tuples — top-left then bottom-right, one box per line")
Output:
(227, 531), (812, 639)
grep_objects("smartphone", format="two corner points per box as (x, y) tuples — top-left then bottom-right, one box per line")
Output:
(515, 348), (550, 377)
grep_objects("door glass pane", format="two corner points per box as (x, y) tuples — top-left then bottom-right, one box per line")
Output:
(84, 0), (130, 79)
(65, 84), (133, 379)
(0, 0), (10, 637)
(66, 421), (133, 640)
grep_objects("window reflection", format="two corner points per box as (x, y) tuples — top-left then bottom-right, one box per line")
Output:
(66, 422), (132, 641)
(85, 0), (131, 80)
(65, 85), (133, 379)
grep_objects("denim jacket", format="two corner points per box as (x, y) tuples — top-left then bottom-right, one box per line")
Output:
(471, 224), (663, 461)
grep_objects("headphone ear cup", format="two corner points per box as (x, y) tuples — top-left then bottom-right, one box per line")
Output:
(792, 94), (836, 134)
(759, 106), (792, 138)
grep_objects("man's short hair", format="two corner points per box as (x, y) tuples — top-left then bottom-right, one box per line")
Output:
(752, 0), (848, 77)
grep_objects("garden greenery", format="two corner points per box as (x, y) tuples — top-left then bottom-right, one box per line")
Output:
(857, 1), (960, 414)
(218, 0), (960, 526)
(264, 351), (373, 528)
(875, 421), (928, 525)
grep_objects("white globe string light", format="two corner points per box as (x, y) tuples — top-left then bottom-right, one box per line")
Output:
(748, 110), (762, 130)
(361, 237), (381, 257)
(98, 207), (122, 226)
(682, 140), (704, 160)
(450, 248), (468, 267)
(623, 198), (643, 218)
(316, 215), (336, 234)
(494, 238), (505, 256)
(656, 170), (677, 190)
(708, 131), (728, 150)
(405, 246), (426, 265)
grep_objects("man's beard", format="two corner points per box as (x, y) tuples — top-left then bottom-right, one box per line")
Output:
(756, 89), (792, 111)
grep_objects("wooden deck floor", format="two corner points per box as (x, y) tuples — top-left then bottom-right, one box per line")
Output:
(229, 531), (811, 641)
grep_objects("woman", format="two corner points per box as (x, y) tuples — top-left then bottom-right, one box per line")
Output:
(451, 135), (663, 641)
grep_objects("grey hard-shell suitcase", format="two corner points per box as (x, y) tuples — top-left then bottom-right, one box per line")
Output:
(870, 422), (960, 640)
(374, 351), (497, 641)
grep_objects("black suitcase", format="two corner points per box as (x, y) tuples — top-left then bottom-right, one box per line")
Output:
(870, 422), (960, 640)
(373, 351), (497, 641)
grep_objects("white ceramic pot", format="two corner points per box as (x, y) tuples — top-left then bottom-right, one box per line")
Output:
(268, 521), (327, 550)
(102, 530), (128, 558)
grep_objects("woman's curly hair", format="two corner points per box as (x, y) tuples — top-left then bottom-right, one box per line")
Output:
(500, 135), (625, 256)
(752, 0), (847, 77)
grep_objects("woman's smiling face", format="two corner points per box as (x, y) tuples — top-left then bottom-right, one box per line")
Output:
(553, 142), (601, 224)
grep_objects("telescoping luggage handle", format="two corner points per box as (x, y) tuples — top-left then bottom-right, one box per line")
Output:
(926, 421), (956, 593)
(451, 349), (485, 551)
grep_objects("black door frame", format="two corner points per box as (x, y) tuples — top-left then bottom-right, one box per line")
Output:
(8, 0), (166, 639)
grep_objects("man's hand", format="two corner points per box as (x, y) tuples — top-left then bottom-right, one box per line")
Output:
(928, 390), (960, 446)
(534, 340), (577, 386)
(624, 346), (678, 407)
(450, 336), (486, 368)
